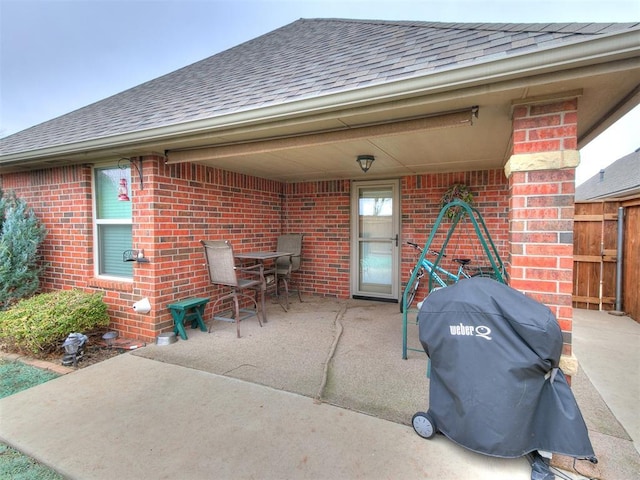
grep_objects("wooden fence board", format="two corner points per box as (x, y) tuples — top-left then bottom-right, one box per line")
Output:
(573, 199), (639, 322)
(622, 202), (639, 321)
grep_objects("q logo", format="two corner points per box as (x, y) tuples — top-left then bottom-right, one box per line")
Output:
(475, 325), (492, 340)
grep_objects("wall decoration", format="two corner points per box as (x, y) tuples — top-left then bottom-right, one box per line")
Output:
(440, 183), (474, 219)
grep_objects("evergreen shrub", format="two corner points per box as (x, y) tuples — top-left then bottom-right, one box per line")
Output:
(0, 290), (109, 355)
(0, 189), (47, 309)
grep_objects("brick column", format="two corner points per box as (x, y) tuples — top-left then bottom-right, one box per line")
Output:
(505, 97), (579, 375)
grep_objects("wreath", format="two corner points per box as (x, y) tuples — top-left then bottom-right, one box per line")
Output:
(440, 184), (474, 219)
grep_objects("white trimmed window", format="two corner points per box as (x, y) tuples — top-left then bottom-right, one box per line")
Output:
(93, 166), (133, 279)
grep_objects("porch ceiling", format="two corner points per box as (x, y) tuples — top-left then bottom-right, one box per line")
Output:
(161, 63), (640, 183)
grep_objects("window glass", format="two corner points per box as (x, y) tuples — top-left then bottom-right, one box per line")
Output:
(98, 225), (133, 276)
(94, 166), (133, 278)
(96, 168), (132, 219)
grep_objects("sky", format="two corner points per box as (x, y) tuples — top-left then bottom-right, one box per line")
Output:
(1, 0), (638, 186)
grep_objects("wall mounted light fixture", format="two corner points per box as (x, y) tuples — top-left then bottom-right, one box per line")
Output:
(356, 154), (375, 173)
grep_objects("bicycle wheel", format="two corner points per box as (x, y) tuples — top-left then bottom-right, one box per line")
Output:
(470, 266), (507, 283)
(470, 270), (495, 278)
(400, 270), (421, 313)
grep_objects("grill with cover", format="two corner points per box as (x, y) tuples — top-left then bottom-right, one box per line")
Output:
(413, 277), (596, 476)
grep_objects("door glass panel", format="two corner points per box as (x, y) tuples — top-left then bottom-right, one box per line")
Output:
(357, 187), (394, 295)
(359, 241), (392, 293)
(358, 190), (392, 238)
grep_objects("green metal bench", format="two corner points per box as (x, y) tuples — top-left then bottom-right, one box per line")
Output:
(168, 297), (209, 340)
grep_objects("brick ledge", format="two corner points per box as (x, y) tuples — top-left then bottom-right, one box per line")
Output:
(505, 150), (579, 177)
(88, 279), (134, 292)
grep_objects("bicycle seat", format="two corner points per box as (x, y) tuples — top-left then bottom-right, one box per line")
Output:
(453, 258), (471, 265)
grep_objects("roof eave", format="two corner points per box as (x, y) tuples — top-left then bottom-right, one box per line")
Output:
(1, 28), (639, 170)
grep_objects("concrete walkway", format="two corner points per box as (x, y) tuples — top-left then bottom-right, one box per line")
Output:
(572, 308), (640, 453)
(0, 299), (638, 479)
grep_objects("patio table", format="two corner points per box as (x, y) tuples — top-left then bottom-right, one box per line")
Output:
(235, 251), (292, 317)
(235, 251), (292, 262)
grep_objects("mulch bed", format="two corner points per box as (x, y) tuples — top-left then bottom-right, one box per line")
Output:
(1, 329), (145, 370)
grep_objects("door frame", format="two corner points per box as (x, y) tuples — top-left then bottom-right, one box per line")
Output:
(350, 179), (401, 302)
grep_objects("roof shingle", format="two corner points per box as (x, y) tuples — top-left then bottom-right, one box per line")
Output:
(575, 149), (640, 200)
(2, 18), (639, 156)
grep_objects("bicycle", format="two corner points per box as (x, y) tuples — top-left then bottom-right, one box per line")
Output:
(400, 241), (497, 312)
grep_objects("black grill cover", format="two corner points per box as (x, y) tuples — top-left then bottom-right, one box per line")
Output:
(418, 276), (594, 459)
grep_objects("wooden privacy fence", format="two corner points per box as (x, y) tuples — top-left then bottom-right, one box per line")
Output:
(573, 197), (639, 321)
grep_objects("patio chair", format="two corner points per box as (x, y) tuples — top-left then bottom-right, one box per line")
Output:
(274, 233), (304, 310)
(200, 240), (265, 338)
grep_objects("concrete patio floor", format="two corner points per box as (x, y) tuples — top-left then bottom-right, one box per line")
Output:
(0, 297), (638, 479)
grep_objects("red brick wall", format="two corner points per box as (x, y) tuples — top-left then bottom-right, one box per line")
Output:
(283, 180), (351, 298)
(1, 166), (95, 292)
(2, 159), (509, 342)
(131, 158), (284, 340)
(1, 157), (284, 342)
(281, 171), (510, 300)
(509, 170), (575, 352)
(401, 169), (510, 286)
(509, 98), (578, 356)
(512, 100), (578, 153)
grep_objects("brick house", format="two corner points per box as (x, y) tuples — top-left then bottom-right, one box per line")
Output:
(1, 20), (639, 369)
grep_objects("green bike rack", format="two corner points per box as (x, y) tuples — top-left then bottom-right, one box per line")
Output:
(401, 199), (507, 359)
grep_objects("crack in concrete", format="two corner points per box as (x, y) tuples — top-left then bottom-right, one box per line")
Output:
(315, 302), (347, 403)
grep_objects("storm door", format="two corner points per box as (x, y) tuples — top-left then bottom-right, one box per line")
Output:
(351, 180), (400, 301)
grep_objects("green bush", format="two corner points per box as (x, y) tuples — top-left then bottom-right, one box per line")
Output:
(0, 189), (47, 310)
(0, 290), (109, 355)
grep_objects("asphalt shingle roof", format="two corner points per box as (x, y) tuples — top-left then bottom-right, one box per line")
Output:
(575, 149), (640, 200)
(1, 18), (638, 156)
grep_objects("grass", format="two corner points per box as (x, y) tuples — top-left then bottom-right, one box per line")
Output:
(0, 444), (64, 480)
(0, 359), (66, 480)
(0, 360), (59, 399)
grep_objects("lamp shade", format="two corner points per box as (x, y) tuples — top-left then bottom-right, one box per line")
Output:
(356, 155), (375, 173)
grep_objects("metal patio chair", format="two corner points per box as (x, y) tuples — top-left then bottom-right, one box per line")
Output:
(200, 240), (265, 338)
(274, 233), (304, 310)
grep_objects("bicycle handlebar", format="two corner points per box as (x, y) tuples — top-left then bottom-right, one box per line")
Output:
(405, 241), (446, 257)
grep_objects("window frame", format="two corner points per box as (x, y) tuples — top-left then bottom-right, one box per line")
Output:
(92, 164), (134, 281)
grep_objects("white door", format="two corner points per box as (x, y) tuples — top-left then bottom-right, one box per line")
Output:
(351, 180), (400, 301)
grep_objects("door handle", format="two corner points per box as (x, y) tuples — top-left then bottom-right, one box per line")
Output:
(394, 234), (398, 247)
